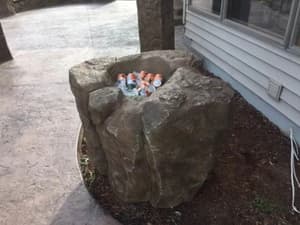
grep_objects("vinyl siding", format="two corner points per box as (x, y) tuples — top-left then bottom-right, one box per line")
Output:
(185, 10), (300, 135)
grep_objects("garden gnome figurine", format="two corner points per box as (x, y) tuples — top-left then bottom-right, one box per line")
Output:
(136, 0), (175, 52)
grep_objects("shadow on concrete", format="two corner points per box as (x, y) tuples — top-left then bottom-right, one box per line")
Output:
(50, 182), (121, 225)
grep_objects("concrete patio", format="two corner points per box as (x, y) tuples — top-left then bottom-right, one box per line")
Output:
(0, 1), (185, 225)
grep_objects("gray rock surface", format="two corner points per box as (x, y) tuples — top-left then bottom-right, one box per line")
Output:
(140, 68), (234, 207)
(136, 0), (174, 51)
(0, 23), (12, 63)
(0, 0), (14, 18)
(70, 57), (118, 175)
(70, 50), (234, 208)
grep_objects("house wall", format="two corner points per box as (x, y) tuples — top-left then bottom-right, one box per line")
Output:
(0, 0), (15, 18)
(185, 10), (300, 143)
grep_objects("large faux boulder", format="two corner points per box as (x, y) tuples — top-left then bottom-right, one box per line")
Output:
(70, 50), (234, 208)
(70, 50), (200, 176)
(0, 0), (15, 18)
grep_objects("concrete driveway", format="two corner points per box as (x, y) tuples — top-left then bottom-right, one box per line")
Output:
(0, 2), (139, 225)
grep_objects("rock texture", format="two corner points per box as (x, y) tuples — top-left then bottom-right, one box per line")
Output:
(70, 51), (200, 175)
(0, 23), (12, 63)
(6, 0), (112, 13)
(0, 0), (14, 18)
(136, 0), (174, 52)
(70, 50), (234, 208)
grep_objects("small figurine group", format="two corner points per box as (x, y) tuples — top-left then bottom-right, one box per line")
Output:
(116, 71), (163, 97)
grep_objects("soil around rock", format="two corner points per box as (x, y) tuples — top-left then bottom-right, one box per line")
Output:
(79, 72), (300, 225)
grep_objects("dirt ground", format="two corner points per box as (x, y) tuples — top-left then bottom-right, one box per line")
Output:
(79, 82), (300, 225)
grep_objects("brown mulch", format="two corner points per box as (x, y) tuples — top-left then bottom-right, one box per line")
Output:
(79, 76), (300, 225)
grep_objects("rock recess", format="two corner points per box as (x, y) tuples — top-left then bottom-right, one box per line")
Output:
(70, 50), (234, 208)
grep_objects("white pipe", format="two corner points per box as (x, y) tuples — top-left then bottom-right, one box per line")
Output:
(290, 128), (300, 214)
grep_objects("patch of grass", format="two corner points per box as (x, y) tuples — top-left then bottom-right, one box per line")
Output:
(252, 196), (279, 214)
